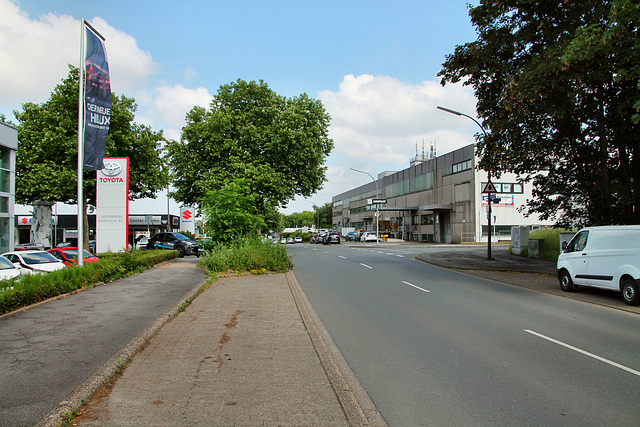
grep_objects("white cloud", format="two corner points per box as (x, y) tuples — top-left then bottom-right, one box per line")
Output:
(0, 0), (158, 115)
(319, 73), (478, 170)
(282, 74), (479, 214)
(148, 84), (213, 141)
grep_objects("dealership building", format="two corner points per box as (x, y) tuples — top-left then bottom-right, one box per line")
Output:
(332, 143), (553, 243)
(0, 122), (17, 253)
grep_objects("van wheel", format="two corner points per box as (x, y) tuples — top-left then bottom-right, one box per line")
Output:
(559, 270), (575, 292)
(621, 278), (639, 305)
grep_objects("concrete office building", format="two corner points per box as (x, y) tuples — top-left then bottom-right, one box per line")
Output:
(0, 122), (17, 253)
(332, 144), (553, 243)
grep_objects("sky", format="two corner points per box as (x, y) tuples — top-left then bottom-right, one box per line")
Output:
(0, 0), (482, 217)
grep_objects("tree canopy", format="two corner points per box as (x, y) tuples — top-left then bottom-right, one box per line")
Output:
(439, 0), (640, 227)
(15, 66), (169, 206)
(167, 79), (333, 220)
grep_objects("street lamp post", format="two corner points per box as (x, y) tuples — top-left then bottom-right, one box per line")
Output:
(437, 106), (493, 260)
(350, 168), (379, 246)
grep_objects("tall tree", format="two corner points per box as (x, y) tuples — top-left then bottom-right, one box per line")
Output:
(167, 79), (333, 218)
(439, 0), (640, 228)
(15, 66), (170, 245)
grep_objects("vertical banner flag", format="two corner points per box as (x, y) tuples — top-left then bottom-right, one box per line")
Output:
(83, 23), (111, 170)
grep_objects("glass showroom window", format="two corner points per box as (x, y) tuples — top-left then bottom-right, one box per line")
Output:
(0, 147), (9, 193)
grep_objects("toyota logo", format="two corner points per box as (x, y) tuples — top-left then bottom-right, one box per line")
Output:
(102, 162), (122, 177)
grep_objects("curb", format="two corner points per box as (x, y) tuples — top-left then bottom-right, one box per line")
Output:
(36, 272), (208, 427)
(286, 271), (387, 427)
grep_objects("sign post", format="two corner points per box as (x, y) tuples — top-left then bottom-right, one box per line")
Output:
(482, 179), (497, 260)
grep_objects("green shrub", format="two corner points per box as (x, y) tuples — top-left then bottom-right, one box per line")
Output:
(529, 228), (572, 261)
(0, 250), (177, 315)
(199, 237), (293, 274)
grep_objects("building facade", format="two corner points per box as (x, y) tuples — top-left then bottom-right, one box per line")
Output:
(0, 122), (17, 253)
(332, 144), (553, 243)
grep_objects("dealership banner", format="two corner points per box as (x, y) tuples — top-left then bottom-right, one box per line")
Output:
(83, 23), (111, 170)
(96, 158), (129, 252)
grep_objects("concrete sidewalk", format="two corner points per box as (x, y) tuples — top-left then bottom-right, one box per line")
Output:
(74, 272), (384, 426)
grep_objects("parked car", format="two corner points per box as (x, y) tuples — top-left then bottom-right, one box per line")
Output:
(280, 237), (287, 244)
(147, 232), (200, 258)
(316, 233), (327, 244)
(309, 234), (319, 244)
(14, 243), (45, 251)
(47, 248), (99, 266)
(55, 241), (74, 248)
(345, 231), (359, 241)
(2, 250), (65, 274)
(557, 225), (640, 305)
(323, 232), (340, 245)
(286, 237), (294, 244)
(135, 236), (149, 250)
(0, 255), (22, 281)
(294, 236), (303, 243)
(360, 232), (378, 242)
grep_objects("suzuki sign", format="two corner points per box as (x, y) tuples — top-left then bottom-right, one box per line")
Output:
(180, 206), (196, 235)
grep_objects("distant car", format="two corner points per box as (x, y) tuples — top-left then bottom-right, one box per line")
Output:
(286, 237), (294, 244)
(47, 248), (99, 267)
(280, 238), (287, 244)
(147, 232), (200, 258)
(309, 234), (319, 244)
(316, 233), (327, 244)
(0, 255), (22, 281)
(345, 232), (359, 241)
(323, 232), (340, 245)
(89, 240), (96, 253)
(2, 250), (65, 274)
(14, 243), (45, 251)
(294, 236), (303, 243)
(55, 241), (74, 248)
(360, 232), (378, 242)
(135, 237), (149, 250)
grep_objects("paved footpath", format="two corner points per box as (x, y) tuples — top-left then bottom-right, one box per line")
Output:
(75, 272), (384, 426)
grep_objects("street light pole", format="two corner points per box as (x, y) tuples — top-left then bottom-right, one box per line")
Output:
(350, 168), (379, 246)
(437, 106), (492, 260)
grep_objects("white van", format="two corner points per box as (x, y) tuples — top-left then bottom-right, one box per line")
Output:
(557, 225), (640, 305)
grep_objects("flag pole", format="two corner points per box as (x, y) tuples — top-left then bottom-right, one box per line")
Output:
(77, 19), (85, 266)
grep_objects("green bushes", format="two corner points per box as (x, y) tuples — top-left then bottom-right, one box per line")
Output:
(0, 250), (177, 315)
(199, 237), (293, 274)
(529, 228), (572, 261)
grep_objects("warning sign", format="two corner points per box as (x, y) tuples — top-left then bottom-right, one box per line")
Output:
(482, 180), (498, 194)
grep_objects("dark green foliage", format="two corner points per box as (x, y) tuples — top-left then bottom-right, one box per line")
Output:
(0, 250), (177, 315)
(439, 0), (640, 227)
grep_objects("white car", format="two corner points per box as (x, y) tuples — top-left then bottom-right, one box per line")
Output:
(136, 236), (149, 250)
(360, 232), (378, 242)
(2, 250), (66, 274)
(294, 236), (303, 243)
(557, 225), (640, 305)
(0, 255), (21, 281)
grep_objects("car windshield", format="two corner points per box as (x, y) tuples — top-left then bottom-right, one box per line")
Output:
(0, 256), (15, 270)
(62, 249), (94, 259)
(174, 233), (191, 241)
(21, 252), (59, 265)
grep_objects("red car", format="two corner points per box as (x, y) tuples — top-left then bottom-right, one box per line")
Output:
(47, 248), (99, 266)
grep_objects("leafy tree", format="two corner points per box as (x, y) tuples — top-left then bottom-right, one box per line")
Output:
(201, 178), (265, 243)
(439, 0), (640, 228)
(317, 202), (333, 229)
(284, 210), (316, 229)
(167, 79), (333, 217)
(15, 66), (170, 245)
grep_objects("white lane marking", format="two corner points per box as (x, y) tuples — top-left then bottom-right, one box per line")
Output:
(385, 253), (394, 255)
(360, 263), (373, 269)
(376, 251), (384, 254)
(402, 281), (431, 293)
(324, 251), (330, 254)
(339, 256), (346, 259)
(396, 255), (405, 258)
(524, 330), (640, 377)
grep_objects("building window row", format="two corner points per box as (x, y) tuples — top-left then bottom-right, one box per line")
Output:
(452, 159), (473, 174)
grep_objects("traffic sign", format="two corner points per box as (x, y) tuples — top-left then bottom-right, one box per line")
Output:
(482, 180), (497, 194)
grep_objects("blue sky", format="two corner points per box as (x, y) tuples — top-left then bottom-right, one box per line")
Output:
(1, 0), (481, 216)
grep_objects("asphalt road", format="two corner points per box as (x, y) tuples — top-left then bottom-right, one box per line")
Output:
(289, 244), (640, 426)
(0, 257), (206, 427)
